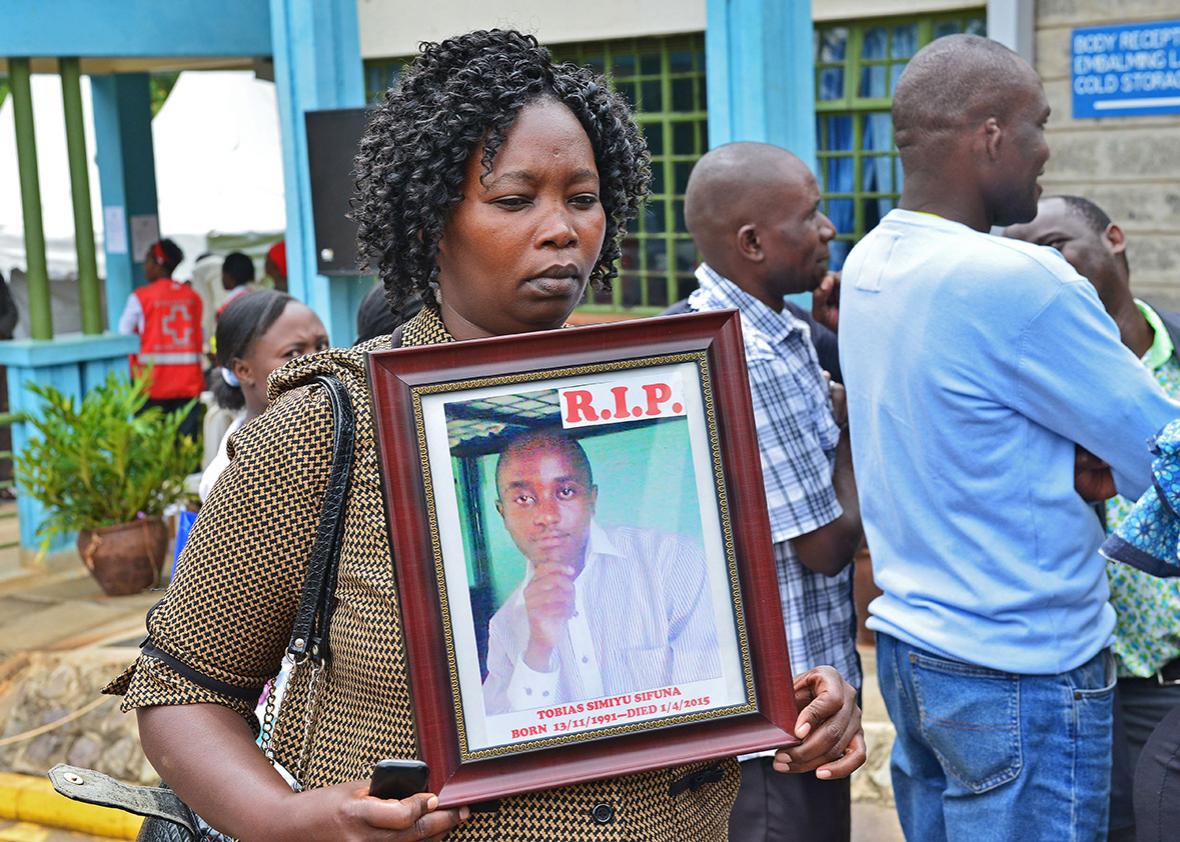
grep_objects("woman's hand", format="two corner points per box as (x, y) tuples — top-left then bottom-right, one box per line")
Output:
(772, 665), (866, 779)
(136, 705), (468, 842)
(273, 783), (468, 842)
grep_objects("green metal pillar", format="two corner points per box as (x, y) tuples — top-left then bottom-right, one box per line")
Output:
(60, 57), (102, 335)
(8, 58), (52, 340)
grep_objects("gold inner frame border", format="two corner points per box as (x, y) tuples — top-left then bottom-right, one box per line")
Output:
(410, 351), (759, 761)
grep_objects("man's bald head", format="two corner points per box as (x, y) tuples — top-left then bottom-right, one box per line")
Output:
(684, 142), (811, 247)
(894, 34), (1039, 163)
(684, 142), (833, 304)
(893, 34), (1050, 228)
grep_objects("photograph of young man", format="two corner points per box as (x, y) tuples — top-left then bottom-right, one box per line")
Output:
(481, 428), (723, 715)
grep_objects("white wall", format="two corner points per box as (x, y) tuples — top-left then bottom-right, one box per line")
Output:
(1035, 1), (1180, 308)
(814, 0), (982, 22)
(357, 0), (706, 57)
(357, 0), (986, 57)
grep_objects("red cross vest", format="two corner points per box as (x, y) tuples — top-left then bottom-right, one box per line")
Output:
(131, 279), (204, 400)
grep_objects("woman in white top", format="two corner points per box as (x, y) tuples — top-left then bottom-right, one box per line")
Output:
(199, 290), (329, 502)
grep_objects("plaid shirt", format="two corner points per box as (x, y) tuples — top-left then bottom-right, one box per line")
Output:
(687, 265), (861, 689)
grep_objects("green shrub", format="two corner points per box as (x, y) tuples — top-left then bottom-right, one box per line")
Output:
(16, 369), (200, 544)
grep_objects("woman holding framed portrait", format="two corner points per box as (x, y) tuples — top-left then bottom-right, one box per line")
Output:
(105, 29), (864, 841)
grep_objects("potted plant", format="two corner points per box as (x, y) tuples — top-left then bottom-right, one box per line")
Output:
(16, 369), (200, 595)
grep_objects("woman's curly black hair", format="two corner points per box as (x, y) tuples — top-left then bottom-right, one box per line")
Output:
(353, 29), (651, 311)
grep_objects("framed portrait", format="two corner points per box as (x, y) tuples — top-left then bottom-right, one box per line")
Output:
(368, 310), (798, 806)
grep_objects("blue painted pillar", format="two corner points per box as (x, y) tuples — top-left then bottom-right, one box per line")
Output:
(91, 73), (159, 330)
(269, 0), (368, 346)
(705, 0), (817, 172)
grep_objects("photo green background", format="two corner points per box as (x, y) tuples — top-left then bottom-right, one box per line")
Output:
(453, 416), (705, 609)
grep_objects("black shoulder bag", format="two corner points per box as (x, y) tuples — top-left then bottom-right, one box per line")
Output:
(50, 374), (356, 842)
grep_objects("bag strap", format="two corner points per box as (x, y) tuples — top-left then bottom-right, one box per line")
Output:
(286, 374), (355, 666)
(134, 373), (357, 699)
(49, 765), (198, 836)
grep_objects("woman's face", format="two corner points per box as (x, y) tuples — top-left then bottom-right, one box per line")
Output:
(435, 98), (606, 339)
(232, 301), (329, 416)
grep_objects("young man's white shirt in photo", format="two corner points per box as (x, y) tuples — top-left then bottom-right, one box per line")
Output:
(482, 521), (722, 714)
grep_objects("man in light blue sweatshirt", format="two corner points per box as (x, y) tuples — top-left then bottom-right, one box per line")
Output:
(839, 34), (1180, 841)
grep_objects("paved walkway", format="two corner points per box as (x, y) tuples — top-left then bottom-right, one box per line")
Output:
(0, 570), (157, 656)
(852, 803), (904, 842)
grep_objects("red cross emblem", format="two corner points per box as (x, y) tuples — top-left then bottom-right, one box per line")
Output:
(161, 304), (193, 347)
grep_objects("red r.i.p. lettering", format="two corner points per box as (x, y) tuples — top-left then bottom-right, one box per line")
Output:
(610, 385), (631, 419)
(642, 382), (672, 416)
(563, 389), (598, 423)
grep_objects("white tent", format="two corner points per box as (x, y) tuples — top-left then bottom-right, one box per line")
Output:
(0, 74), (103, 283)
(0, 70), (285, 335)
(152, 70), (286, 279)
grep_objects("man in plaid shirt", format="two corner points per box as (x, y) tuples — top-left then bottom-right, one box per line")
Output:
(678, 142), (863, 842)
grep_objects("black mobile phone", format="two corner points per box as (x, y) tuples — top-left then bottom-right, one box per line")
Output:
(368, 759), (429, 800)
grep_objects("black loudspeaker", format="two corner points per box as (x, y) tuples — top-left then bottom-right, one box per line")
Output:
(305, 107), (371, 276)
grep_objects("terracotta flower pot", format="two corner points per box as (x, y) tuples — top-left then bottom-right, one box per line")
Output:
(76, 518), (168, 596)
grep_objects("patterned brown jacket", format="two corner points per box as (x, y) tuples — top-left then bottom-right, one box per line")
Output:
(107, 306), (739, 841)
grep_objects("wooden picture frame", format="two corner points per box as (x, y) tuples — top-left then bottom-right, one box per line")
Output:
(368, 310), (797, 806)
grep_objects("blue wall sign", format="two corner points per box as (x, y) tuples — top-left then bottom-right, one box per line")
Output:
(1072, 20), (1180, 118)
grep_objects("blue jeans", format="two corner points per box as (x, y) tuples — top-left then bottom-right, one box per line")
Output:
(876, 633), (1116, 842)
